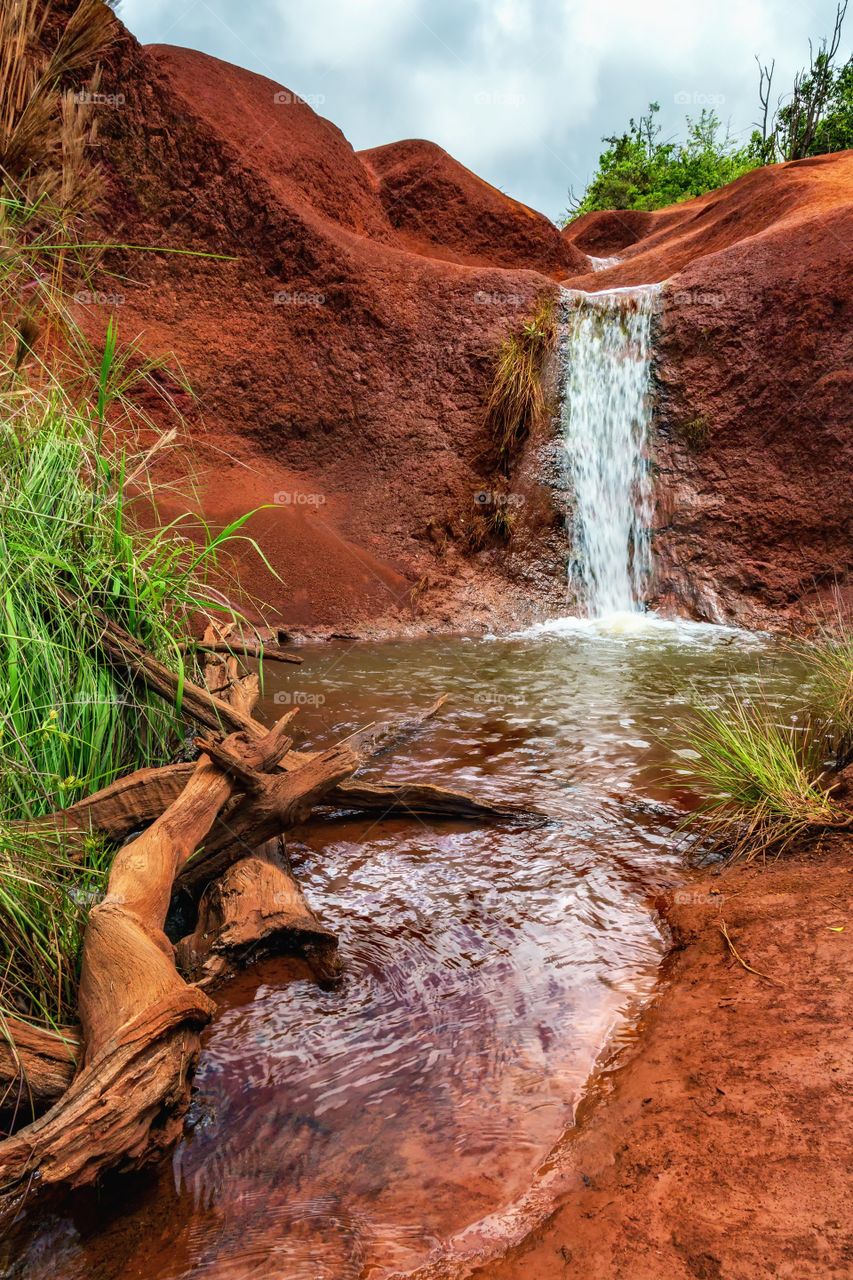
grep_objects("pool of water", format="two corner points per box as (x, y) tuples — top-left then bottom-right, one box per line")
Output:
(4, 618), (805, 1279)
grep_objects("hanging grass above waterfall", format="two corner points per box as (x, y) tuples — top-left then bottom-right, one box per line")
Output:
(484, 294), (556, 474)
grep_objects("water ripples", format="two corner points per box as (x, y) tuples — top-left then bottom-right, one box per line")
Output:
(4, 626), (806, 1280)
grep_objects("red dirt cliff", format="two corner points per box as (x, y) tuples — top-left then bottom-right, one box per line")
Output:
(562, 156), (853, 624)
(87, 19), (852, 632)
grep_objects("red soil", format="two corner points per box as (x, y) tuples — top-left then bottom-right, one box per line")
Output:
(471, 840), (853, 1280)
(89, 21), (852, 632)
(90, 37), (569, 634)
(360, 138), (587, 276)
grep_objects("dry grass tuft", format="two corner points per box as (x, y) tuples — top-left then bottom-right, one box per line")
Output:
(0, 0), (117, 216)
(484, 295), (556, 473)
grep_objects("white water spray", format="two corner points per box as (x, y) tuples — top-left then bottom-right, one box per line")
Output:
(587, 255), (622, 272)
(559, 285), (660, 618)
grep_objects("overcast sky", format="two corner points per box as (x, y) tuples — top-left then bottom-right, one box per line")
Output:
(117, 0), (844, 221)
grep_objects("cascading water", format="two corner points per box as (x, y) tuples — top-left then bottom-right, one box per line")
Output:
(559, 284), (660, 618)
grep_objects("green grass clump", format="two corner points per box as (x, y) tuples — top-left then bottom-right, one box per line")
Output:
(0, 825), (110, 1034)
(797, 623), (853, 768)
(484, 296), (556, 473)
(678, 695), (847, 861)
(0, 385), (253, 820)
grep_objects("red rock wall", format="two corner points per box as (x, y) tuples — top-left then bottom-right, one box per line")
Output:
(89, 13), (852, 632)
(563, 155), (853, 625)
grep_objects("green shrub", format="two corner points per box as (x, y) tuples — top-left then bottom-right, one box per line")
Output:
(564, 105), (760, 220)
(796, 620), (853, 769)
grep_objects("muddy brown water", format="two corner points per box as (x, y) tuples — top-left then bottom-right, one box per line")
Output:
(4, 617), (806, 1279)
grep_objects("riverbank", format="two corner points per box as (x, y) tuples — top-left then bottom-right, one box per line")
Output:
(475, 835), (852, 1280)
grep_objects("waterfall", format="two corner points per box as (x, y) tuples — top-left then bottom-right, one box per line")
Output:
(559, 285), (660, 618)
(587, 255), (622, 272)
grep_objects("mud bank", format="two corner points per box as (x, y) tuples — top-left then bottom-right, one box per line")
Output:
(473, 837), (853, 1280)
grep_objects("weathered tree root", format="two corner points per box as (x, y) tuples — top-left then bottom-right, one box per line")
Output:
(0, 1022), (79, 1124)
(171, 638), (341, 987)
(0, 989), (213, 1212)
(0, 716), (346, 1217)
(176, 841), (340, 987)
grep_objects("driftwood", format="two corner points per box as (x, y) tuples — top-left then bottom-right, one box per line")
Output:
(21, 767), (521, 852)
(316, 780), (522, 822)
(0, 715), (360, 1214)
(0, 649), (338, 1129)
(175, 639), (340, 987)
(0, 1022), (79, 1121)
(176, 842), (340, 987)
(18, 691), (527, 856)
(180, 639), (303, 665)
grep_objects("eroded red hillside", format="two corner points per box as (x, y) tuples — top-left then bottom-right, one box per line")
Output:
(87, 17), (852, 632)
(360, 138), (586, 276)
(88, 36), (573, 633)
(561, 155), (853, 623)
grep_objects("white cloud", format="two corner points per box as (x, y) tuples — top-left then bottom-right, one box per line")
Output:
(118, 0), (841, 219)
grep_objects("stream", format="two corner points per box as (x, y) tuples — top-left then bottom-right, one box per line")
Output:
(1, 287), (811, 1277)
(4, 618), (806, 1279)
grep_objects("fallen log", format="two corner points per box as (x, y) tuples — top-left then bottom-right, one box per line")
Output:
(0, 713), (341, 1215)
(316, 780), (524, 822)
(0, 1022), (79, 1124)
(56, 590), (266, 741)
(19, 767), (530, 851)
(175, 699), (495, 895)
(17, 687), (529, 854)
(172, 636), (340, 988)
(0, 674), (311, 1138)
(176, 841), (340, 987)
(180, 639), (303, 665)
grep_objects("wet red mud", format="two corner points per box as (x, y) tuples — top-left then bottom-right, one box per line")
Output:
(472, 840), (853, 1280)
